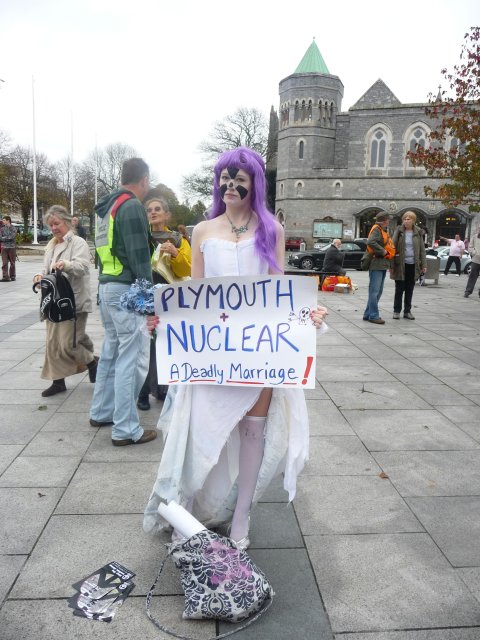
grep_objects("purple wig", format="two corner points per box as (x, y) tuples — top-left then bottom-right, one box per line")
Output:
(209, 147), (281, 273)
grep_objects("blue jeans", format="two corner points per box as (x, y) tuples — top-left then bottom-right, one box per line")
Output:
(90, 282), (150, 441)
(363, 270), (387, 321)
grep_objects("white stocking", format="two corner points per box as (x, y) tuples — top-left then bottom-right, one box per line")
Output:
(230, 415), (266, 541)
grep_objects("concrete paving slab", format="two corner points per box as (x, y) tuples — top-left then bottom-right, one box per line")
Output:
(406, 497), (480, 567)
(40, 411), (94, 432)
(307, 400), (355, 436)
(0, 488), (63, 553)
(404, 384), (475, 406)
(390, 345), (449, 358)
(315, 360), (395, 382)
(247, 502), (303, 549)
(84, 426), (164, 462)
(10, 514), (172, 598)
(466, 394), (480, 407)
(0, 371), (55, 389)
(0, 596), (216, 640)
(0, 456), (81, 487)
(21, 431), (95, 457)
(0, 554), (26, 603)
(373, 451), (480, 496)
(322, 381), (430, 411)
(317, 345), (367, 358)
(0, 405), (56, 444)
(55, 461), (159, 514)
(457, 567), (480, 602)
(410, 357), (478, 377)
(394, 372), (443, 384)
(436, 376), (480, 394)
(343, 410), (480, 451)
(257, 474), (288, 502)
(0, 445), (24, 474)
(305, 436), (381, 475)
(374, 359), (424, 374)
(218, 548), (334, 640)
(294, 475), (423, 535)
(305, 533), (480, 633)
(0, 348), (38, 362)
(0, 388), (75, 406)
(10, 353), (48, 372)
(335, 630), (480, 639)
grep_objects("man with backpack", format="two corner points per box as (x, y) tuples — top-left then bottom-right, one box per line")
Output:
(363, 212), (395, 325)
(90, 158), (157, 447)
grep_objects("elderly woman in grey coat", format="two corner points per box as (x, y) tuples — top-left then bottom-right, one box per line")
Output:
(391, 210), (427, 320)
(33, 205), (97, 397)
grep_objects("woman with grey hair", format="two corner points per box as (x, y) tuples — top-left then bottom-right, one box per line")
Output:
(33, 205), (97, 396)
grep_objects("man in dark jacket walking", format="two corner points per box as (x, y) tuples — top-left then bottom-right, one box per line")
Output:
(90, 158), (157, 447)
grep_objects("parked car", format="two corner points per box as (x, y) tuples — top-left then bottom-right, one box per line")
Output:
(285, 236), (306, 251)
(428, 246), (472, 274)
(313, 238), (333, 250)
(288, 240), (367, 271)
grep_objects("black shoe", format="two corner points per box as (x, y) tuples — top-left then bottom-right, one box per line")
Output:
(89, 418), (114, 427)
(10, 277), (15, 281)
(368, 318), (385, 324)
(41, 380), (66, 397)
(87, 356), (99, 382)
(1, 278), (10, 282)
(137, 396), (150, 411)
(464, 292), (471, 298)
(112, 429), (157, 446)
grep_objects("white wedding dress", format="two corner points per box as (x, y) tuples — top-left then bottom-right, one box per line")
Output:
(143, 237), (310, 533)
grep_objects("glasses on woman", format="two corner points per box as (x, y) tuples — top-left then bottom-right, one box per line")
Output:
(146, 206), (162, 213)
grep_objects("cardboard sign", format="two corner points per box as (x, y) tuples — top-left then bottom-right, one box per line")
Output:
(154, 275), (318, 388)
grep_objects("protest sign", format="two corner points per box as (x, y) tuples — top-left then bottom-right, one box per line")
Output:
(154, 274), (318, 388)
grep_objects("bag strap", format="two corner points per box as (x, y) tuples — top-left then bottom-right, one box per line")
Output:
(145, 549), (274, 640)
(110, 192), (133, 220)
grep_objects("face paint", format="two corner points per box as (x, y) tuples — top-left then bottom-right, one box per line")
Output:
(236, 186), (248, 199)
(227, 167), (239, 179)
(220, 184), (228, 198)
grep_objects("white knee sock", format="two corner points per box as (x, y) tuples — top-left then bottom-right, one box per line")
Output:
(230, 415), (266, 541)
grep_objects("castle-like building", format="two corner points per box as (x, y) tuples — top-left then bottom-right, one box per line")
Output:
(272, 40), (475, 246)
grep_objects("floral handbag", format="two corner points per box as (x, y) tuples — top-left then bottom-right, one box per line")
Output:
(146, 529), (274, 639)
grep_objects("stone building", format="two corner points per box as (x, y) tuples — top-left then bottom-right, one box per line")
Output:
(273, 40), (476, 247)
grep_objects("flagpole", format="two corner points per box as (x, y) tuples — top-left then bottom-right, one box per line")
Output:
(32, 76), (38, 245)
(94, 134), (98, 205)
(70, 111), (74, 216)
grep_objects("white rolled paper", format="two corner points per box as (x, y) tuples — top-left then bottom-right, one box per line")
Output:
(158, 500), (206, 538)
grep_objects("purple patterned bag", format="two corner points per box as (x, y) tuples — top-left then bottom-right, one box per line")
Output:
(146, 530), (274, 638)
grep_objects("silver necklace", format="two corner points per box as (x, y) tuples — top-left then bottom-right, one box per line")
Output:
(224, 211), (253, 239)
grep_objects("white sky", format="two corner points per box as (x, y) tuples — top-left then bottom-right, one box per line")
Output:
(0, 0), (478, 201)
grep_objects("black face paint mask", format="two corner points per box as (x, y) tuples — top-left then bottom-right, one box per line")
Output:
(219, 167), (249, 200)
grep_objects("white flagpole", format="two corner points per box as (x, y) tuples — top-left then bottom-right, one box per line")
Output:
(94, 134), (98, 205)
(70, 111), (74, 216)
(32, 76), (38, 245)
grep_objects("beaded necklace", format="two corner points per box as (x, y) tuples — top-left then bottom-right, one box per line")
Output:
(224, 210), (253, 239)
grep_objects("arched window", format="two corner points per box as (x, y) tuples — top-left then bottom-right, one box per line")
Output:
(406, 125), (429, 167)
(307, 100), (312, 121)
(333, 181), (342, 197)
(370, 129), (387, 168)
(280, 183), (284, 197)
(294, 101), (299, 123)
(299, 140), (304, 159)
(296, 181), (304, 197)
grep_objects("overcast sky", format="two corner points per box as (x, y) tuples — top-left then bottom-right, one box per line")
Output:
(0, 0), (477, 202)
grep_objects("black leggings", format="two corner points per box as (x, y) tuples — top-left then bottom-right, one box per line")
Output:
(394, 263), (416, 313)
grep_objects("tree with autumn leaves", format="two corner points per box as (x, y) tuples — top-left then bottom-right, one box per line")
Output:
(408, 27), (480, 212)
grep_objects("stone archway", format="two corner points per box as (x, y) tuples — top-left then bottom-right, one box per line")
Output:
(356, 207), (385, 238)
(276, 210), (285, 227)
(436, 209), (468, 244)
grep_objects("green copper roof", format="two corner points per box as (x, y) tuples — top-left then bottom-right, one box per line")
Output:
(295, 39), (330, 74)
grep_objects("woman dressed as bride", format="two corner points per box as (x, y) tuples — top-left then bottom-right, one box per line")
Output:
(144, 147), (328, 549)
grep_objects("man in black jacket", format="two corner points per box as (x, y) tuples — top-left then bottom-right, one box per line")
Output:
(323, 239), (346, 275)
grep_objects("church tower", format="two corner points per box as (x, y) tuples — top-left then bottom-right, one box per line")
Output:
(277, 39), (344, 183)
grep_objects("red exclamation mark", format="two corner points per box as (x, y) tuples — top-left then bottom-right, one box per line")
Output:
(302, 356), (313, 385)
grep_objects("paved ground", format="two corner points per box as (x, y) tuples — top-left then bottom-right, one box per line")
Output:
(0, 253), (479, 639)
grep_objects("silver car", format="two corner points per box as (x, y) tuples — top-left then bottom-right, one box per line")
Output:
(432, 246), (472, 274)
